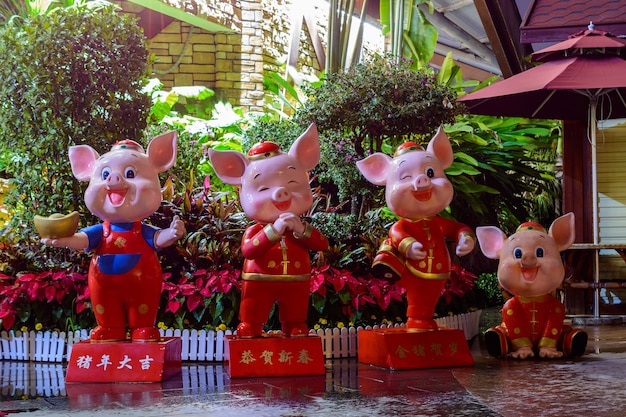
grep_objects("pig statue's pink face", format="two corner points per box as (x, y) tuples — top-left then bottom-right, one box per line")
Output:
(477, 213), (576, 298)
(208, 124), (320, 223)
(238, 152), (313, 223)
(357, 128), (454, 219)
(68, 132), (177, 224)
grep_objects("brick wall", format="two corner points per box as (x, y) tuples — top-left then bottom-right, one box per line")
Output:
(116, 0), (322, 114)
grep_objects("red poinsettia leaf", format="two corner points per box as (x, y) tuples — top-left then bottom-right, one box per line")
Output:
(75, 300), (87, 314)
(378, 293), (391, 311)
(179, 284), (196, 296)
(332, 275), (345, 292)
(200, 286), (212, 298)
(186, 294), (202, 312)
(44, 285), (56, 302)
(310, 272), (325, 293)
(17, 273), (37, 282)
(0, 310), (15, 331)
(167, 300), (181, 314)
(55, 289), (65, 304)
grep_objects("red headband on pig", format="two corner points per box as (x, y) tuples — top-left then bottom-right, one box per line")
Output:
(394, 142), (425, 157)
(111, 140), (144, 153)
(516, 222), (547, 234)
(248, 141), (282, 161)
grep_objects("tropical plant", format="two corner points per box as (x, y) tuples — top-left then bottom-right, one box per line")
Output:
(445, 115), (561, 233)
(379, 0), (437, 68)
(326, 0), (369, 73)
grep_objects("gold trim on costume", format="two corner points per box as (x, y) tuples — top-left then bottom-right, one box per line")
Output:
(511, 337), (532, 349)
(263, 224), (281, 243)
(398, 237), (417, 257)
(405, 263), (449, 280)
(294, 222), (312, 239)
(242, 273), (310, 282)
(538, 337), (557, 349)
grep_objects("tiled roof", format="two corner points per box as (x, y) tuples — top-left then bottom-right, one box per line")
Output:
(521, 0), (626, 43)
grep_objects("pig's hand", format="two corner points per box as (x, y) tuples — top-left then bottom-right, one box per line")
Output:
(155, 215), (186, 248)
(509, 347), (534, 360)
(455, 234), (475, 256)
(41, 233), (89, 251)
(273, 213), (305, 236)
(539, 346), (563, 359)
(405, 242), (426, 260)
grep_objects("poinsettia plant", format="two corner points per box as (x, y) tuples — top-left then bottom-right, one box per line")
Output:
(0, 270), (91, 331)
(434, 263), (480, 318)
(308, 264), (407, 329)
(158, 266), (241, 330)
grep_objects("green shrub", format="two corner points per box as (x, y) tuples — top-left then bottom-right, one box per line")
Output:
(0, 4), (150, 240)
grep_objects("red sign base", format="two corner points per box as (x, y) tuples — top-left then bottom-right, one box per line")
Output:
(224, 334), (325, 378)
(358, 327), (474, 370)
(65, 337), (182, 383)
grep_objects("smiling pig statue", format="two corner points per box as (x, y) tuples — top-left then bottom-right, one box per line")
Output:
(476, 213), (587, 359)
(357, 127), (475, 331)
(40, 132), (185, 342)
(209, 124), (328, 338)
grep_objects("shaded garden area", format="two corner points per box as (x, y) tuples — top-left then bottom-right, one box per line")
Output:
(0, 0), (561, 335)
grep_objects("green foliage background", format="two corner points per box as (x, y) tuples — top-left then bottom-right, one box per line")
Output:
(0, 4), (151, 239)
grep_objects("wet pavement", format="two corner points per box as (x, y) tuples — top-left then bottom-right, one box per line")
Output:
(2, 322), (626, 416)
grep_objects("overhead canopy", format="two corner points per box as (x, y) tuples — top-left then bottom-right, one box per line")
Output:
(128, 0), (239, 34)
(457, 55), (626, 121)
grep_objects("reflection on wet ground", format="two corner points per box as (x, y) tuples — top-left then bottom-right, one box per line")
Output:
(2, 323), (626, 416)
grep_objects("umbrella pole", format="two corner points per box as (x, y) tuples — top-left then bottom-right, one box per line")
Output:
(590, 99), (601, 318)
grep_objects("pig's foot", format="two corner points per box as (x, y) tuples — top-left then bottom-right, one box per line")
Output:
(131, 327), (161, 342)
(90, 326), (127, 342)
(283, 322), (309, 337)
(236, 322), (263, 338)
(406, 318), (438, 331)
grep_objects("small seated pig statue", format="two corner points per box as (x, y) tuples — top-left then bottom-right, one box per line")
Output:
(476, 212), (587, 359)
(40, 132), (185, 342)
(357, 127), (475, 330)
(208, 124), (328, 338)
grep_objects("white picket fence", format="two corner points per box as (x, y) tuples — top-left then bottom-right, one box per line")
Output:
(0, 310), (481, 364)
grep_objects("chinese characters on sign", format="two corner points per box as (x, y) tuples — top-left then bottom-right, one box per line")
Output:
(394, 342), (460, 359)
(75, 352), (155, 373)
(239, 348), (314, 367)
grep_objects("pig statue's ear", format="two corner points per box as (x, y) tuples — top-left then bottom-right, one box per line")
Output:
(208, 149), (248, 186)
(426, 127), (454, 169)
(289, 123), (320, 172)
(356, 153), (392, 186)
(147, 131), (178, 173)
(476, 226), (507, 260)
(549, 212), (576, 252)
(68, 145), (100, 182)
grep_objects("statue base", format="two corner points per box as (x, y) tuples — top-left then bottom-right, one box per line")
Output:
(358, 327), (473, 370)
(224, 334), (325, 378)
(65, 337), (182, 383)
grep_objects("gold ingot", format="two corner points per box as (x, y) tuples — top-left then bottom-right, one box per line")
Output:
(34, 211), (80, 239)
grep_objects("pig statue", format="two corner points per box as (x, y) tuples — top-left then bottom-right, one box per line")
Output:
(40, 132), (185, 342)
(208, 124), (328, 338)
(356, 127), (475, 330)
(476, 212), (587, 359)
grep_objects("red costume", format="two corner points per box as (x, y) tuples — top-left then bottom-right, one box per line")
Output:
(238, 222), (328, 337)
(488, 295), (586, 357)
(498, 295), (565, 350)
(374, 216), (474, 329)
(86, 221), (162, 341)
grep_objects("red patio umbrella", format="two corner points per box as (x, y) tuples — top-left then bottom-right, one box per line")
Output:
(531, 23), (626, 63)
(457, 28), (626, 319)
